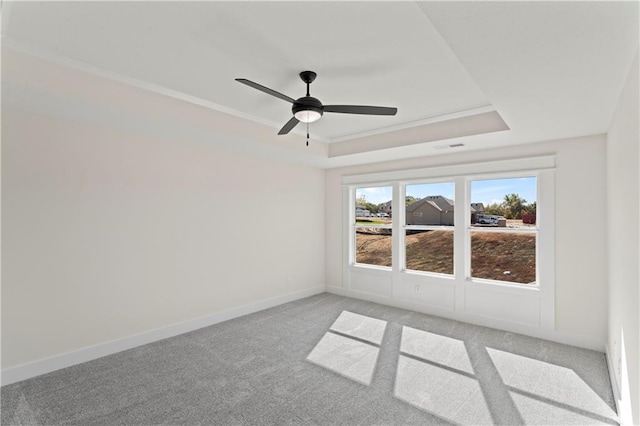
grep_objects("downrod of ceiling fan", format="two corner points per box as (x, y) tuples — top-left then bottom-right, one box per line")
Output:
(299, 71), (316, 96)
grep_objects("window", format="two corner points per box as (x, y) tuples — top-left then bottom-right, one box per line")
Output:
(405, 182), (455, 275)
(469, 177), (537, 285)
(353, 186), (392, 268)
(349, 175), (543, 286)
(343, 156), (554, 330)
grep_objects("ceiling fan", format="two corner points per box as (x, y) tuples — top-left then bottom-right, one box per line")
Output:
(235, 71), (398, 137)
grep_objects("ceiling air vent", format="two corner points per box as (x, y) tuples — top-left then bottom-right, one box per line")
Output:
(433, 143), (465, 150)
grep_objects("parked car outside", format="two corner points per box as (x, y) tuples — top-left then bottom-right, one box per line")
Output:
(477, 215), (499, 225)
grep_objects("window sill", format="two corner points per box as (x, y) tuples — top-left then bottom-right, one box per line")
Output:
(466, 277), (540, 293)
(404, 269), (455, 280)
(351, 263), (392, 273)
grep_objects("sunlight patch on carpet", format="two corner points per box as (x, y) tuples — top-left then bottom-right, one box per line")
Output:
(400, 326), (474, 374)
(487, 348), (618, 424)
(395, 355), (494, 425)
(394, 326), (493, 425)
(329, 310), (387, 345)
(307, 311), (387, 385)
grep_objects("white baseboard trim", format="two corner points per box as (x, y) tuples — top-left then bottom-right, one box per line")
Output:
(605, 345), (623, 423)
(326, 285), (605, 352)
(1, 286), (325, 387)
(605, 344), (632, 425)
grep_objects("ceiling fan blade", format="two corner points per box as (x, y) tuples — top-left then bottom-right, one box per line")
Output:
(323, 105), (398, 116)
(235, 78), (295, 104)
(278, 117), (300, 135)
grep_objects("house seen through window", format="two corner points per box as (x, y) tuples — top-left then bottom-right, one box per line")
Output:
(405, 182), (455, 275)
(354, 186), (392, 268)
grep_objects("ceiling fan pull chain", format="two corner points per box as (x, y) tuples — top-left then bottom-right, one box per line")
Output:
(306, 122), (309, 146)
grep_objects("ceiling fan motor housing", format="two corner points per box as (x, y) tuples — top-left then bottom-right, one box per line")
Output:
(292, 96), (324, 119)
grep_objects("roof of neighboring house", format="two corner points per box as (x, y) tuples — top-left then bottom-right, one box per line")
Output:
(470, 203), (485, 213)
(406, 196), (487, 213)
(406, 195), (454, 213)
(424, 200), (442, 211)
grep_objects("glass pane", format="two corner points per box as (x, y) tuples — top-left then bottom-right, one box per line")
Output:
(406, 182), (455, 226)
(470, 231), (536, 284)
(405, 230), (453, 275)
(355, 186), (393, 224)
(470, 177), (537, 228)
(355, 228), (392, 267)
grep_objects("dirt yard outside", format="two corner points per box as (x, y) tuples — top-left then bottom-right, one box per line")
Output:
(356, 227), (536, 284)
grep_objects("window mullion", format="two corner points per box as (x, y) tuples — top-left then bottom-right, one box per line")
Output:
(454, 177), (468, 281)
(392, 182), (403, 273)
(451, 177), (466, 313)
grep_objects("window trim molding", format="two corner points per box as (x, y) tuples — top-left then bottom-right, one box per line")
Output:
(342, 155), (556, 333)
(342, 155), (555, 186)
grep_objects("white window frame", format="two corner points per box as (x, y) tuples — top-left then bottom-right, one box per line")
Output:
(465, 173), (540, 287)
(342, 156), (555, 332)
(351, 184), (394, 270)
(403, 179), (456, 278)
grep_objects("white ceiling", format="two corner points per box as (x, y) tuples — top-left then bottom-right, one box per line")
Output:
(2, 1), (638, 166)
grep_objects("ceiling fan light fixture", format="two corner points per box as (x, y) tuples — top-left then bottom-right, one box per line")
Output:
(294, 109), (322, 123)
